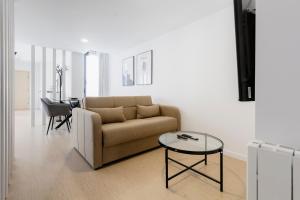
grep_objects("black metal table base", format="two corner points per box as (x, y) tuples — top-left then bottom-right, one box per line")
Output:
(165, 149), (223, 192)
(55, 114), (72, 130)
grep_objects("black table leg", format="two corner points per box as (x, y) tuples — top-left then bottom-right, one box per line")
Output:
(55, 114), (72, 130)
(165, 148), (168, 188)
(220, 150), (223, 192)
(65, 116), (70, 132)
(46, 117), (53, 135)
(205, 154), (207, 165)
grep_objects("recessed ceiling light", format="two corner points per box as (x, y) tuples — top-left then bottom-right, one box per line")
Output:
(81, 38), (88, 43)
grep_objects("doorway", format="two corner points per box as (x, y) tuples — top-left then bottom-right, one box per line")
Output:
(15, 70), (30, 110)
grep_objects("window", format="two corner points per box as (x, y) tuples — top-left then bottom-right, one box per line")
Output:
(84, 52), (99, 97)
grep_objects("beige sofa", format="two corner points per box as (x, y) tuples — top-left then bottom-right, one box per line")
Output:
(72, 96), (180, 169)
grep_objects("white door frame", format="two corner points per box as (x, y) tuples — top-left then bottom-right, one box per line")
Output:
(0, 0), (15, 199)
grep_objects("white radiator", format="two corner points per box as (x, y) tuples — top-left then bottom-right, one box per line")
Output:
(248, 141), (300, 200)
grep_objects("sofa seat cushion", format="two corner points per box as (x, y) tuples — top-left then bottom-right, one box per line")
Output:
(102, 116), (177, 147)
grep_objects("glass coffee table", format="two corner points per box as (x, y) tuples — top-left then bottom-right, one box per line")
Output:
(158, 131), (224, 192)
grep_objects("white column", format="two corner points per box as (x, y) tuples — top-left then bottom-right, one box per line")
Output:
(42, 47), (46, 125)
(62, 50), (66, 99)
(52, 49), (56, 99)
(30, 45), (35, 127)
(9, 1), (15, 187)
(0, 0), (14, 199)
(99, 53), (109, 96)
(98, 54), (102, 96)
(256, 0), (300, 148)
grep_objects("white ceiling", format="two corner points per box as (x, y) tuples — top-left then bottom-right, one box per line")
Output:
(15, 0), (232, 53)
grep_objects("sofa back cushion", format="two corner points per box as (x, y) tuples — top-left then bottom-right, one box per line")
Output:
(137, 105), (160, 119)
(123, 107), (137, 120)
(83, 96), (153, 120)
(84, 97), (114, 108)
(88, 107), (126, 124)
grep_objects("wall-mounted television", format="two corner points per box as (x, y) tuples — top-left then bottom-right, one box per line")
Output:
(233, 0), (255, 101)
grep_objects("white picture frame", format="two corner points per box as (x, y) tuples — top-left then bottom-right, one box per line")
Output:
(135, 50), (153, 85)
(122, 56), (134, 86)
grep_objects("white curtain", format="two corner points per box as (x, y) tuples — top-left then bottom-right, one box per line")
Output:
(0, 0), (14, 199)
(99, 53), (109, 96)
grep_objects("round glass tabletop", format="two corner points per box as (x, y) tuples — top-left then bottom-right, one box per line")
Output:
(158, 131), (224, 155)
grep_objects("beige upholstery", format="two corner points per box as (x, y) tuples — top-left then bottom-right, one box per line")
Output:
(83, 96), (152, 109)
(72, 109), (103, 168)
(102, 116), (177, 147)
(88, 107), (126, 124)
(103, 135), (160, 164)
(123, 107), (137, 120)
(137, 104), (160, 119)
(160, 105), (181, 130)
(72, 96), (181, 169)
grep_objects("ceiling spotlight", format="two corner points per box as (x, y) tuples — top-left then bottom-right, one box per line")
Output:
(81, 38), (88, 43)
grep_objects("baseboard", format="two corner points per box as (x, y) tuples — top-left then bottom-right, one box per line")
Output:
(223, 149), (247, 161)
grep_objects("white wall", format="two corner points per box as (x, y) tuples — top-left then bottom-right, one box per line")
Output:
(256, 0), (300, 148)
(71, 52), (85, 98)
(15, 43), (31, 71)
(109, 6), (255, 159)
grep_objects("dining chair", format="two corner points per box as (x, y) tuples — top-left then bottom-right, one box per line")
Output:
(41, 98), (71, 135)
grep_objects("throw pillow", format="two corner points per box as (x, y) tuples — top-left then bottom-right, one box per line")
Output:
(88, 107), (126, 124)
(137, 104), (160, 119)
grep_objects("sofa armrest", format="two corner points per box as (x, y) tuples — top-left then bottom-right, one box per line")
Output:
(159, 105), (181, 131)
(72, 108), (103, 169)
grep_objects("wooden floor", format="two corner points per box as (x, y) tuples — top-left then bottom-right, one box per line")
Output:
(8, 111), (246, 200)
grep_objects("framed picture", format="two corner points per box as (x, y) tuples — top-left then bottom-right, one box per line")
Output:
(122, 56), (134, 86)
(135, 50), (153, 85)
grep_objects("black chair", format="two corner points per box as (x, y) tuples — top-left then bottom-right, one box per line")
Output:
(41, 98), (71, 135)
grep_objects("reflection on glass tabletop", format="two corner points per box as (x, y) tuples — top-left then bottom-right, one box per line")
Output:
(159, 131), (223, 154)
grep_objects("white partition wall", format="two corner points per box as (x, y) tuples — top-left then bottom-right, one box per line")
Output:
(247, 142), (260, 200)
(72, 52), (84, 99)
(26, 46), (75, 126)
(30, 45), (35, 127)
(52, 49), (56, 99)
(294, 151), (300, 200)
(65, 51), (72, 98)
(0, 0), (14, 199)
(42, 47), (46, 125)
(62, 50), (66, 99)
(252, 0), (300, 199)
(256, 0), (300, 149)
(99, 53), (109, 96)
(45, 48), (53, 99)
(34, 47), (42, 110)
